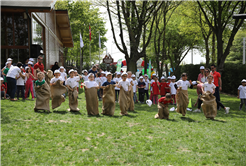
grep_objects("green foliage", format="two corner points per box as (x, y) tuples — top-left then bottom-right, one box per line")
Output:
(1, 90), (245, 165)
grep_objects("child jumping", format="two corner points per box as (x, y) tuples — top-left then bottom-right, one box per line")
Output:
(155, 93), (172, 119)
(238, 79), (246, 110)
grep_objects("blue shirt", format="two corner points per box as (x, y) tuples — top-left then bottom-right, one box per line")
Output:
(88, 69), (97, 76)
(102, 80), (116, 86)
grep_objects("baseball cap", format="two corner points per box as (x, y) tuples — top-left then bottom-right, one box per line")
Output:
(117, 72), (121, 75)
(139, 76), (143, 79)
(69, 69), (75, 74)
(171, 76), (176, 79)
(161, 76), (165, 80)
(59, 66), (65, 70)
(144, 74), (148, 77)
(241, 79), (246, 83)
(54, 70), (61, 74)
(131, 74), (136, 78)
(29, 58), (34, 62)
(200, 66), (205, 70)
(25, 66), (30, 70)
(28, 61), (33, 65)
(106, 72), (112, 76)
(7, 58), (13, 61)
(0, 77), (4, 81)
(167, 76), (172, 79)
(152, 74), (156, 77)
(192, 81), (197, 85)
(121, 72), (128, 76)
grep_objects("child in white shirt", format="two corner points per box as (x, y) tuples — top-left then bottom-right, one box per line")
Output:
(16, 71), (26, 100)
(95, 72), (102, 100)
(131, 74), (138, 103)
(59, 66), (67, 82)
(113, 72), (121, 102)
(169, 75), (177, 105)
(237, 79), (246, 110)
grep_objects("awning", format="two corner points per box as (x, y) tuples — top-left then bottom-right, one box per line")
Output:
(56, 10), (74, 48)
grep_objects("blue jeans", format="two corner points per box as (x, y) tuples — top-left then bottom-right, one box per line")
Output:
(133, 92), (137, 103)
(144, 90), (149, 100)
(17, 85), (25, 99)
(6, 77), (16, 99)
(115, 90), (120, 101)
(214, 86), (224, 109)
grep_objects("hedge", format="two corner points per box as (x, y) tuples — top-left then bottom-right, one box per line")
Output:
(174, 63), (246, 95)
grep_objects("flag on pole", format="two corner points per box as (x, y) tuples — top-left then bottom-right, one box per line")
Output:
(148, 59), (151, 78)
(99, 33), (101, 48)
(116, 59), (122, 72)
(80, 33), (84, 48)
(89, 25), (91, 41)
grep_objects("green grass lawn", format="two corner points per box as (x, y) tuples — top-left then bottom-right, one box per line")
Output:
(1, 89), (246, 165)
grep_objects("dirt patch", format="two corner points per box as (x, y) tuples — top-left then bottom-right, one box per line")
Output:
(86, 137), (91, 141)
(60, 120), (71, 123)
(45, 120), (56, 123)
(81, 149), (89, 152)
(126, 122), (140, 127)
(23, 120), (32, 121)
(98, 133), (105, 137)
(146, 136), (153, 139)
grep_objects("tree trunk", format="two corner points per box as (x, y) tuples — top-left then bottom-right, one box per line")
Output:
(216, 30), (223, 73)
(127, 58), (137, 74)
(144, 55), (147, 74)
(165, 63), (168, 77)
(205, 39), (210, 68)
(211, 32), (216, 65)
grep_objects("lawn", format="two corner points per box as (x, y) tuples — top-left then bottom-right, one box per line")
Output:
(1, 89), (245, 165)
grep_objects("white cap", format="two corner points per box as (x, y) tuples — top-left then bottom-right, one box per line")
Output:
(83, 70), (88, 73)
(146, 99), (152, 107)
(152, 74), (156, 76)
(171, 76), (176, 79)
(7, 58), (12, 61)
(54, 70), (61, 74)
(0, 77), (4, 81)
(121, 72), (128, 76)
(29, 58), (34, 62)
(74, 70), (77, 72)
(28, 61), (33, 65)
(161, 76), (165, 80)
(59, 66), (65, 70)
(117, 72), (121, 75)
(144, 74), (148, 77)
(192, 81), (197, 85)
(5, 61), (11, 66)
(106, 72), (112, 76)
(69, 69), (75, 74)
(167, 76), (172, 79)
(131, 74), (136, 78)
(139, 76), (144, 79)
(88, 73), (94, 77)
(102, 71), (107, 75)
(200, 66), (205, 70)
(25, 66), (30, 70)
(241, 79), (246, 83)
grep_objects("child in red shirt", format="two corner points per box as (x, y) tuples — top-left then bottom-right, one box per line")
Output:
(155, 93), (172, 119)
(1, 77), (9, 99)
(151, 76), (160, 104)
(165, 77), (171, 93)
(160, 77), (167, 97)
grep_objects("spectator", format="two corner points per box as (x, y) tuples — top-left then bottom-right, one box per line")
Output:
(88, 66), (98, 77)
(197, 66), (205, 83)
(34, 55), (45, 77)
(51, 62), (60, 74)
(210, 64), (222, 110)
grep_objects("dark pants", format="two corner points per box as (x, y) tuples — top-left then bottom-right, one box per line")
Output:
(214, 87), (224, 109)
(144, 90), (149, 100)
(115, 90), (120, 101)
(17, 85), (25, 99)
(240, 99), (246, 110)
(6, 77), (16, 99)
(1, 91), (9, 98)
(198, 94), (202, 109)
(139, 91), (145, 102)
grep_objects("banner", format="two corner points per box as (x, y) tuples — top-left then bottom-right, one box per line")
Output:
(99, 33), (101, 48)
(80, 33), (84, 48)
(148, 59), (151, 77)
(116, 59), (122, 72)
(89, 25), (91, 41)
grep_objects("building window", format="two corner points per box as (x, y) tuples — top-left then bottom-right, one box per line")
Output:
(32, 18), (43, 48)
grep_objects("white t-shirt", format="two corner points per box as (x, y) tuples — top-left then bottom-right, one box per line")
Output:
(60, 72), (67, 81)
(101, 77), (107, 84)
(202, 82), (216, 93)
(66, 77), (77, 88)
(132, 80), (138, 93)
(75, 76), (80, 87)
(84, 80), (98, 89)
(16, 73), (25, 86)
(50, 76), (64, 84)
(6, 66), (21, 79)
(169, 82), (177, 95)
(144, 79), (149, 90)
(118, 80), (130, 92)
(176, 80), (191, 90)
(95, 77), (102, 87)
(238, 85), (246, 99)
(127, 78), (133, 84)
(82, 75), (89, 82)
(113, 77), (121, 90)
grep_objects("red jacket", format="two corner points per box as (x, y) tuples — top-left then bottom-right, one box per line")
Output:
(151, 82), (160, 95)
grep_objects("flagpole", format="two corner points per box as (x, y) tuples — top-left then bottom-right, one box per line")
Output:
(99, 32), (100, 65)
(90, 40), (91, 66)
(80, 31), (82, 74)
(89, 24), (92, 66)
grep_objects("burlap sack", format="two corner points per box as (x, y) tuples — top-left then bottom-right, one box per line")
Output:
(155, 103), (169, 119)
(102, 84), (115, 116)
(128, 88), (134, 111)
(34, 81), (50, 111)
(85, 87), (99, 115)
(118, 87), (130, 115)
(175, 88), (189, 116)
(45, 70), (54, 85)
(200, 91), (217, 118)
(50, 80), (67, 109)
(68, 86), (79, 111)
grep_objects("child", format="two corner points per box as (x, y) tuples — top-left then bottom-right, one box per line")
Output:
(34, 72), (51, 112)
(83, 73), (99, 115)
(117, 72), (132, 115)
(238, 79), (246, 110)
(165, 76), (171, 94)
(131, 74), (138, 103)
(175, 73), (193, 116)
(66, 69), (80, 112)
(82, 70), (89, 82)
(74, 70), (82, 92)
(137, 76), (146, 103)
(127, 71), (134, 111)
(160, 77), (167, 97)
(151, 76), (160, 105)
(150, 74), (156, 101)
(170, 76), (177, 105)
(45, 70), (54, 86)
(50, 70), (67, 109)
(101, 72), (116, 116)
(16, 69), (25, 100)
(143, 74), (149, 99)
(59, 66), (67, 82)
(1, 77), (9, 99)
(113, 72), (121, 102)
(24, 66), (35, 100)
(95, 72), (102, 100)
(193, 81), (203, 113)
(155, 93), (172, 119)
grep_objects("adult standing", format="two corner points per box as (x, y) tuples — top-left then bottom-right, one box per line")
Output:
(6, 62), (25, 101)
(51, 62), (59, 74)
(197, 66), (205, 83)
(210, 64), (222, 110)
(34, 55), (45, 77)
(88, 66), (98, 77)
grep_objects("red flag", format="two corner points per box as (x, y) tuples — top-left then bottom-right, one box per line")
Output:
(89, 25), (91, 41)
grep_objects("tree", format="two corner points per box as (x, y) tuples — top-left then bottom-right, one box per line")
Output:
(197, 1), (246, 72)
(107, 0), (163, 73)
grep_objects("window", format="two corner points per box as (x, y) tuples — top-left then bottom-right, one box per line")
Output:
(32, 18), (43, 48)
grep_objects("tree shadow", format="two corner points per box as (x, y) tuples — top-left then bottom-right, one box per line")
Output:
(167, 118), (178, 122)
(206, 118), (227, 123)
(53, 110), (68, 115)
(180, 117), (197, 123)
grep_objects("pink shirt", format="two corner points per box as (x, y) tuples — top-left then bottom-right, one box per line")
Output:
(197, 73), (205, 83)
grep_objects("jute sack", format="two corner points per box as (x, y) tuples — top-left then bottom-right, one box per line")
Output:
(45, 70), (54, 85)
(155, 103), (169, 119)
(175, 88), (189, 116)
(50, 80), (67, 109)
(68, 86), (79, 111)
(34, 81), (50, 111)
(118, 87), (130, 115)
(200, 91), (217, 118)
(128, 88), (134, 111)
(85, 87), (99, 115)
(102, 84), (115, 116)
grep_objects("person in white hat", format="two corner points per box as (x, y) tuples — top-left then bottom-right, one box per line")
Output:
(131, 74), (138, 103)
(155, 93), (172, 119)
(59, 66), (67, 82)
(137, 76), (146, 103)
(73, 70), (82, 93)
(1, 59), (13, 73)
(101, 71), (107, 84)
(198, 66), (206, 83)
(2, 61), (12, 86)
(101, 72), (116, 89)
(169, 76), (177, 105)
(151, 74), (160, 105)
(27, 61), (34, 74)
(113, 72), (122, 102)
(16, 66), (26, 100)
(159, 76), (167, 98)
(150, 74), (157, 101)
(82, 70), (89, 82)
(238, 79), (246, 110)
(143, 74), (150, 100)
(165, 76), (172, 95)
(24, 66), (35, 100)
(50, 70), (63, 86)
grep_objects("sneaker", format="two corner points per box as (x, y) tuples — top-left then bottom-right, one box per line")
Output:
(32, 98), (35, 101)
(193, 109), (201, 113)
(225, 107), (230, 114)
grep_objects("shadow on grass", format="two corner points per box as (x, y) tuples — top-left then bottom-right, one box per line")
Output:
(35, 110), (51, 114)
(206, 118), (227, 123)
(180, 117), (198, 123)
(1, 108), (11, 124)
(70, 111), (82, 115)
(167, 119), (178, 122)
(53, 111), (68, 115)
